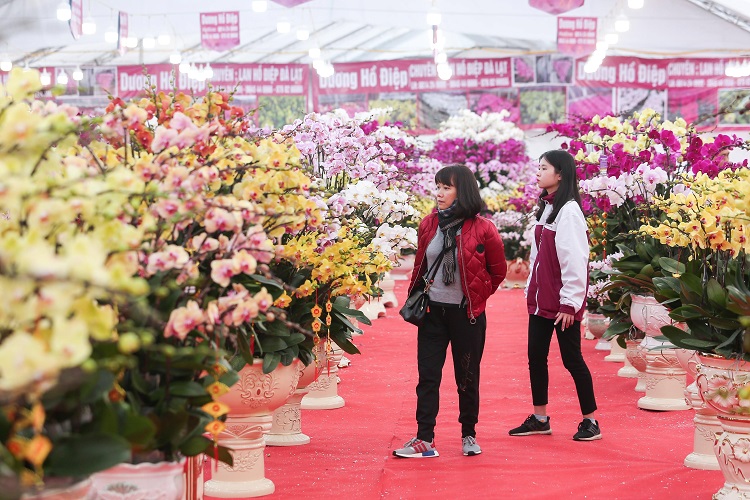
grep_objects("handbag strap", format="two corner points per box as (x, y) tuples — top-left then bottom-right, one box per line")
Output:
(422, 247), (448, 293)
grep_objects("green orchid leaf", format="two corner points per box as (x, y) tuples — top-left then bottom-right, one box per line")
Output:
(715, 328), (743, 350)
(653, 277), (681, 295)
(658, 257), (685, 275)
(45, 434), (131, 477)
(332, 336), (362, 355)
(169, 381), (208, 397)
(262, 352), (282, 373)
(121, 414), (156, 446)
(680, 338), (720, 349)
(247, 273), (284, 291)
(707, 278), (728, 309)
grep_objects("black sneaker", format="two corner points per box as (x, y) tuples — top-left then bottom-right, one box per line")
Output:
(573, 419), (602, 441)
(508, 414), (552, 436)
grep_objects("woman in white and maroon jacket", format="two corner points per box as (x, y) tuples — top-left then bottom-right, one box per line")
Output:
(393, 165), (506, 459)
(508, 150), (601, 442)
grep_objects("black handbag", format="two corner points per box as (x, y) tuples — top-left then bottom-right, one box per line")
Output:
(399, 249), (446, 327)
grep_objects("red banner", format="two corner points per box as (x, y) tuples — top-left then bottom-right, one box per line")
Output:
(557, 17), (596, 56)
(200, 11), (240, 51)
(574, 56), (750, 89)
(69, 0), (83, 39)
(315, 58), (511, 95)
(117, 12), (128, 56)
(117, 63), (308, 99)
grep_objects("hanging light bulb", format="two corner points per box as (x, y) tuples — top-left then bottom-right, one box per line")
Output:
(437, 62), (452, 80)
(296, 29), (310, 41)
(628, 0), (644, 8)
(56, 1), (71, 21)
(312, 59), (325, 71)
(82, 17), (97, 35)
(309, 47), (321, 59)
(615, 15), (630, 33)
(142, 36), (156, 49)
(426, 10), (442, 26)
(40, 69), (51, 86)
(251, 1), (268, 12)
(104, 26), (118, 44)
(204, 63), (214, 79)
(0, 56), (12, 72)
(157, 34), (171, 45)
(434, 52), (447, 64)
(179, 61), (190, 73)
(170, 52), (182, 65)
(276, 20), (291, 33)
(72, 67), (84, 81)
(123, 37), (139, 48)
(317, 61), (335, 78)
(57, 70), (69, 85)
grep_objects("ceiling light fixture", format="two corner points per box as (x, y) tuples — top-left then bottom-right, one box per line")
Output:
(56, 1), (71, 22)
(57, 70), (69, 85)
(169, 52), (182, 65)
(82, 17), (97, 35)
(426, 11), (442, 26)
(615, 15), (630, 33)
(0, 59), (12, 72)
(252, 1), (268, 13)
(296, 29), (310, 41)
(72, 67), (84, 81)
(628, 0), (644, 9)
(437, 62), (452, 80)
(276, 20), (291, 33)
(104, 27), (119, 44)
(142, 36), (156, 49)
(309, 47), (321, 59)
(40, 69), (51, 86)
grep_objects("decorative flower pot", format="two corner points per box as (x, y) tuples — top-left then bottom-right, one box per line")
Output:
(91, 460), (185, 500)
(618, 339), (640, 378)
(301, 344), (345, 410)
(21, 479), (92, 500)
(676, 349), (720, 470)
(626, 339), (648, 391)
(503, 258), (530, 289)
(630, 295), (689, 411)
(266, 359), (323, 446)
(389, 253), (415, 281)
(357, 297), (386, 321)
(695, 355), (750, 496)
(586, 313), (611, 351)
(204, 359), (301, 498)
(379, 272), (398, 308)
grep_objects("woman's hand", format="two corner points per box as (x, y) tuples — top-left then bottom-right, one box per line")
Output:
(554, 311), (575, 331)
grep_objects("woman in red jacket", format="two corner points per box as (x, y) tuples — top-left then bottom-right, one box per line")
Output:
(508, 149), (601, 441)
(393, 164), (506, 459)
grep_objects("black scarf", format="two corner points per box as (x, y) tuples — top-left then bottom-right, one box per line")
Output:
(437, 202), (464, 285)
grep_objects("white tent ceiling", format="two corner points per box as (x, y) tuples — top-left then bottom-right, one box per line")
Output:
(0, 0), (749, 69)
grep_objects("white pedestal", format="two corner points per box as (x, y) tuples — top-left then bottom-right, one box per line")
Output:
(604, 339), (626, 362)
(637, 338), (690, 411)
(204, 416), (274, 498)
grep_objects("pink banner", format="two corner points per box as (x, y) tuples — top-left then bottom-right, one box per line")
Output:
(557, 17), (596, 56)
(69, 0), (83, 39)
(575, 56), (750, 89)
(117, 12), (128, 56)
(529, 0), (585, 15)
(117, 63), (308, 99)
(315, 58), (511, 95)
(200, 11), (240, 51)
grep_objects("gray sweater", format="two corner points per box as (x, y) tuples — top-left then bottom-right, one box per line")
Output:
(425, 229), (464, 306)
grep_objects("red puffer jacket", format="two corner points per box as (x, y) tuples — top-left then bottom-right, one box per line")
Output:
(408, 213), (507, 321)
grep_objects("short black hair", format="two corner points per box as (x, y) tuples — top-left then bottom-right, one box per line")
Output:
(434, 164), (483, 218)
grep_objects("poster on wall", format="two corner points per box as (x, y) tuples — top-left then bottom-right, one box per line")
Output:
(567, 86), (613, 118)
(519, 86), (566, 125)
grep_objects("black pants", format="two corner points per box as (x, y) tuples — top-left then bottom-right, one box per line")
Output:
(528, 314), (597, 415)
(416, 303), (486, 442)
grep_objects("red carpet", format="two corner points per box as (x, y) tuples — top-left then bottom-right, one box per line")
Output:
(212, 281), (719, 499)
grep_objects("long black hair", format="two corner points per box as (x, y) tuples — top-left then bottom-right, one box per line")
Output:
(535, 149), (582, 223)
(434, 164), (483, 218)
